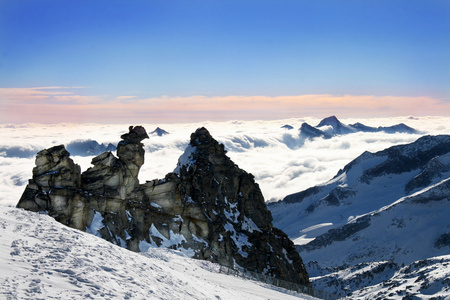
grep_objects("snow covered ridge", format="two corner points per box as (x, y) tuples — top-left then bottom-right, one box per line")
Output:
(0, 206), (316, 300)
(16, 126), (311, 287)
(269, 134), (450, 298)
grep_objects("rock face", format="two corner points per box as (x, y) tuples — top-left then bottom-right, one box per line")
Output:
(17, 126), (310, 286)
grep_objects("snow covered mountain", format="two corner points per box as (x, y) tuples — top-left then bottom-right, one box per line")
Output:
(269, 135), (450, 298)
(0, 205), (316, 300)
(300, 116), (417, 140)
(316, 116), (355, 135)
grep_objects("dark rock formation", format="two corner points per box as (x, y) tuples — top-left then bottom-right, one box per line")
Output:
(17, 126), (310, 286)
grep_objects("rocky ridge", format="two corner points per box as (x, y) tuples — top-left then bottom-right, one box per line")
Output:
(17, 126), (310, 286)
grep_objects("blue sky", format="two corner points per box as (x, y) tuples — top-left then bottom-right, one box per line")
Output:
(0, 0), (449, 123)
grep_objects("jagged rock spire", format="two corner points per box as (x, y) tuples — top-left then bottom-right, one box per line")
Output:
(120, 125), (149, 143)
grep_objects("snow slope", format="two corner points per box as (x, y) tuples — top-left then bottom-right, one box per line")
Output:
(0, 205), (316, 300)
(269, 135), (450, 298)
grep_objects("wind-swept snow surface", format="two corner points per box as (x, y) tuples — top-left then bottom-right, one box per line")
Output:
(0, 206), (315, 300)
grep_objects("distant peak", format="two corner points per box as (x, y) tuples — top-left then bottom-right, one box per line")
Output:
(317, 116), (340, 127)
(150, 127), (169, 136)
(281, 124), (294, 130)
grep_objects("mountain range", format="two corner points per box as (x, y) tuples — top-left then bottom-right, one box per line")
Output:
(298, 116), (417, 140)
(269, 134), (450, 298)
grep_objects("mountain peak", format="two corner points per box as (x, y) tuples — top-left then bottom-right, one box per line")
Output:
(150, 127), (169, 136)
(190, 127), (213, 146)
(316, 115), (340, 127)
(299, 122), (331, 139)
(317, 116), (354, 135)
(281, 124), (294, 130)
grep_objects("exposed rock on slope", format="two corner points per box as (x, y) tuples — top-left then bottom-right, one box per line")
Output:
(269, 135), (450, 297)
(17, 126), (310, 286)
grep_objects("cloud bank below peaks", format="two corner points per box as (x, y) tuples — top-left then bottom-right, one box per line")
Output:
(1, 116), (449, 207)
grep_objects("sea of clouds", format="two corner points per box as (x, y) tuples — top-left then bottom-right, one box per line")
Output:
(1, 116), (449, 207)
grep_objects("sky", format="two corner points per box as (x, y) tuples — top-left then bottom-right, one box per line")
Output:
(1, 0), (449, 123)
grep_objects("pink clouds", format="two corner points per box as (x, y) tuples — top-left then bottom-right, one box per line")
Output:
(0, 87), (449, 123)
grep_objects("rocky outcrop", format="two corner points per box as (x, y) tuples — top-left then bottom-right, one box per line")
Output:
(17, 126), (310, 286)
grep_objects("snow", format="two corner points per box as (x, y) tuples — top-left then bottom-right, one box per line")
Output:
(224, 222), (253, 258)
(173, 143), (197, 175)
(269, 133), (450, 298)
(85, 211), (104, 237)
(293, 223), (333, 246)
(241, 216), (262, 233)
(0, 205), (316, 300)
(351, 255), (450, 299)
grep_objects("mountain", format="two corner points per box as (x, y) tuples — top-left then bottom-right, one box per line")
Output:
(66, 139), (116, 156)
(316, 116), (355, 135)
(16, 126), (310, 287)
(281, 124), (294, 130)
(299, 116), (418, 140)
(299, 123), (332, 140)
(0, 140), (116, 158)
(150, 127), (169, 136)
(0, 205), (314, 300)
(269, 135), (450, 298)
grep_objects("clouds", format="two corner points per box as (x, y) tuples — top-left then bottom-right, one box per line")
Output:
(0, 87), (88, 103)
(1, 88), (449, 124)
(1, 117), (449, 207)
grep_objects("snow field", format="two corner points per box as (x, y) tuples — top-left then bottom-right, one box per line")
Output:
(0, 205), (316, 300)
